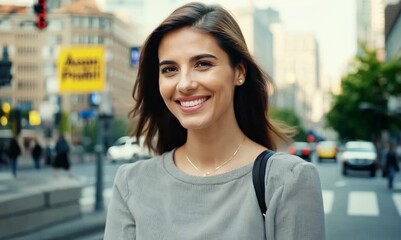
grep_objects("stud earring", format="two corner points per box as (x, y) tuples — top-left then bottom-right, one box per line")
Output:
(239, 79), (244, 84)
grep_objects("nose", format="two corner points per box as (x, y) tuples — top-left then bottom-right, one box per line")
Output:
(176, 72), (197, 93)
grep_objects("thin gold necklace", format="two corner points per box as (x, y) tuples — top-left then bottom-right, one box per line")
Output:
(185, 136), (246, 176)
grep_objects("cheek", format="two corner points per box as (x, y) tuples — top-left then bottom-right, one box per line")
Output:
(159, 80), (175, 103)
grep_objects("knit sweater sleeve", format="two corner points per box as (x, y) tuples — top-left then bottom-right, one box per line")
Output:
(104, 164), (136, 240)
(264, 153), (326, 240)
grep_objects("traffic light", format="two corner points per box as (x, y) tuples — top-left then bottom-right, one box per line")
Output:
(34, 0), (47, 30)
(0, 46), (12, 87)
(0, 102), (11, 126)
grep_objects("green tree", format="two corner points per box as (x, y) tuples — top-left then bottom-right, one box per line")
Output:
(81, 117), (130, 152)
(326, 46), (401, 141)
(58, 111), (70, 134)
(269, 108), (307, 141)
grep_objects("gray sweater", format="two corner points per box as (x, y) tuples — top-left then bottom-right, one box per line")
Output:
(104, 150), (325, 240)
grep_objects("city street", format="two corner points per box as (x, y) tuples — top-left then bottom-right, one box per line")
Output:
(316, 155), (401, 240)
(2, 153), (401, 240)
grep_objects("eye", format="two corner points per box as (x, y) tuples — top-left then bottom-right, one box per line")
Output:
(195, 61), (213, 70)
(160, 66), (178, 75)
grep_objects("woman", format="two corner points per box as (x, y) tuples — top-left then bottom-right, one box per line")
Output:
(104, 2), (325, 239)
(52, 134), (72, 178)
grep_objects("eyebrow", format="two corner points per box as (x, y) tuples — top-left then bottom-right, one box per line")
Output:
(159, 53), (218, 67)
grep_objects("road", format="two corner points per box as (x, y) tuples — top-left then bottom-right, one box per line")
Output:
(6, 153), (401, 239)
(315, 154), (401, 240)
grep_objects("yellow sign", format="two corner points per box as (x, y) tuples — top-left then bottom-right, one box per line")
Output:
(58, 45), (105, 93)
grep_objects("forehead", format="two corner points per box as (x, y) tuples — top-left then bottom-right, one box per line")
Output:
(158, 27), (227, 60)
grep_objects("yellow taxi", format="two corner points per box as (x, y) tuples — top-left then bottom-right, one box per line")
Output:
(316, 141), (338, 162)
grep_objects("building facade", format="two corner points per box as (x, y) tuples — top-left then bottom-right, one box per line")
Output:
(0, 0), (139, 141)
(385, 0), (401, 60)
(356, 0), (385, 57)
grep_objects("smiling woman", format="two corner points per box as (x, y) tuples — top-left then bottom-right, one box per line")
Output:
(104, 2), (325, 240)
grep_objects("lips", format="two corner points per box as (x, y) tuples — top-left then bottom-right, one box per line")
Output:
(175, 96), (210, 112)
(179, 97), (208, 107)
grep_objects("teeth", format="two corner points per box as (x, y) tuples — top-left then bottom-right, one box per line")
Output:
(180, 98), (207, 107)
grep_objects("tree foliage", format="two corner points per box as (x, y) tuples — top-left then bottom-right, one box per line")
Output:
(269, 108), (307, 141)
(326, 47), (401, 141)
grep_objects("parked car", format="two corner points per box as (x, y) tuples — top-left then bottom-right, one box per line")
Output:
(106, 136), (152, 163)
(316, 141), (338, 162)
(341, 141), (377, 177)
(288, 141), (312, 161)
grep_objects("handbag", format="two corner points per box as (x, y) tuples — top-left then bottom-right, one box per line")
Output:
(252, 150), (275, 220)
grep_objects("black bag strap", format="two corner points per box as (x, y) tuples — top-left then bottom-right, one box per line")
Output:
(252, 150), (275, 219)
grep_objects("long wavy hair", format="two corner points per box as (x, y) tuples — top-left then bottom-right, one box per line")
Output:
(130, 2), (289, 154)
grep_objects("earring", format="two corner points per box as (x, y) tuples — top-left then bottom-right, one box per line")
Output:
(239, 79), (244, 84)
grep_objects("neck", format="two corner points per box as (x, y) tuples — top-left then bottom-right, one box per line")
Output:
(184, 127), (246, 170)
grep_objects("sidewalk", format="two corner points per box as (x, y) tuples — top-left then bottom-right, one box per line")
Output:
(0, 169), (107, 240)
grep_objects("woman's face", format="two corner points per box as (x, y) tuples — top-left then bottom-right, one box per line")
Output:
(158, 27), (245, 131)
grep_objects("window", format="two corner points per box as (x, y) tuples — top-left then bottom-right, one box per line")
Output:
(47, 35), (62, 45)
(43, 62), (56, 76)
(42, 46), (55, 58)
(17, 63), (39, 73)
(72, 16), (80, 27)
(48, 19), (63, 31)
(0, 19), (11, 31)
(79, 16), (89, 28)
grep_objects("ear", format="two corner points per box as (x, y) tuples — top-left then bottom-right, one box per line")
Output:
(235, 63), (246, 86)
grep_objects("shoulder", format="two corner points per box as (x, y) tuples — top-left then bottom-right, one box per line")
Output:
(266, 152), (320, 189)
(112, 153), (169, 199)
(114, 152), (169, 183)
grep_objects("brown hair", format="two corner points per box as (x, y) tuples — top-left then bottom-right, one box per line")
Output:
(130, 2), (289, 154)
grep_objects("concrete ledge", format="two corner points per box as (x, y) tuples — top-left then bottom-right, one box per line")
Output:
(46, 186), (81, 206)
(0, 192), (44, 217)
(0, 176), (82, 239)
(0, 203), (81, 239)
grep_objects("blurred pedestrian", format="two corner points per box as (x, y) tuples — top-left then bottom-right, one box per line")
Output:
(44, 144), (53, 166)
(104, 3), (325, 240)
(31, 139), (43, 169)
(7, 136), (21, 178)
(0, 141), (8, 170)
(52, 134), (72, 178)
(385, 143), (400, 189)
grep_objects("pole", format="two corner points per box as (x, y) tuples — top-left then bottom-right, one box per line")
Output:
(94, 115), (104, 211)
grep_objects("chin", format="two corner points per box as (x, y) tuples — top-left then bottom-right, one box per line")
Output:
(179, 118), (210, 130)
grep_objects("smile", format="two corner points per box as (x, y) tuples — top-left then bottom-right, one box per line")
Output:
(179, 97), (208, 107)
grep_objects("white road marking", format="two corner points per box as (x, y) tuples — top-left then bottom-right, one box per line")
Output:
(322, 190), (334, 214)
(392, 193), (401, 217)
(347, 191), (379, 216)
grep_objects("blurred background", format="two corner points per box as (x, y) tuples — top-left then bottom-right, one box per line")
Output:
(0, 0), (401, 239)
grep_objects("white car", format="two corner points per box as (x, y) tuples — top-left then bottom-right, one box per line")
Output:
(341, 141), (377, 177)
(106, 136), (151, 163)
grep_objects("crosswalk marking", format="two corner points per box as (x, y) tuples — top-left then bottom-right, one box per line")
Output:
(322, 190), (334, 214)
(392, 194), (401, 217)
(347, 191), (379, 216)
